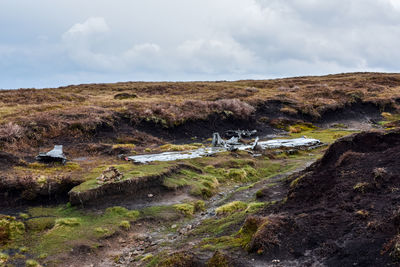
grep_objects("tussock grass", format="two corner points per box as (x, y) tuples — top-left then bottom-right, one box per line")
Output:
(216, 201), (248, 215)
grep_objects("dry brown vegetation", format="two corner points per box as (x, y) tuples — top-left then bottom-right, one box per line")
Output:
(1, 72), (400, 153)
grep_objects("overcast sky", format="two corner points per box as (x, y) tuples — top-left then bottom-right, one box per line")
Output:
(1, 0), (400, 89)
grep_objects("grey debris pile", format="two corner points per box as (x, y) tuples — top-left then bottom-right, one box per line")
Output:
(128, 132), (322, 164)
(36, 145), (67, 164)
(225, 129), (257, 139)
(96, 166), (123, 184)
(212, 132), (241, 150)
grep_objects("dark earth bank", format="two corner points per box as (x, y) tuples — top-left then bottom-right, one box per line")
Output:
(246, 130), (400, 266)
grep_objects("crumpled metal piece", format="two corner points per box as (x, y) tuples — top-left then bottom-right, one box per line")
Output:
(36, 145), (67, 164)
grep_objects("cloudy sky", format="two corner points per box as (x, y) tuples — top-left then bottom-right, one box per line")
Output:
(1, 0), (400, 89)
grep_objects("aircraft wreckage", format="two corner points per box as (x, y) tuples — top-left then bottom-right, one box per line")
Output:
(128, 132), (323, 164)
(36, 145), (67, 164)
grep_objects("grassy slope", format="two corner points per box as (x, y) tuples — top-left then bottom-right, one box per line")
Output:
(1, 72), (399, 153)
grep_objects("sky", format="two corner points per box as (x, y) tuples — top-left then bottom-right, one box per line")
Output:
(1, 0), (400, 89)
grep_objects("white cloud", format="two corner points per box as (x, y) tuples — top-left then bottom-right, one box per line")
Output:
(62, 17), (162, 72)
(1, 0), (400, 88)
(62, 17), (109, 40)
(178, 38), (257, 74)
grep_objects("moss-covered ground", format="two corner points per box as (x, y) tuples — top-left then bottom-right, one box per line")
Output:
(70, 162), (173, 193)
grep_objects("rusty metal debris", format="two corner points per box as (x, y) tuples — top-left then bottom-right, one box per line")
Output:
(36, 145), (67, 164)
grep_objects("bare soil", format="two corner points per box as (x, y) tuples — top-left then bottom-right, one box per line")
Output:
(248, 130), (400, 266)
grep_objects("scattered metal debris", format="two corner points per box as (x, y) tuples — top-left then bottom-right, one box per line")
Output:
(225, 129), (257, 139)
(212, 132), (242, 150)
(128, 132), (322, 164)
(36, 145), (67, 164)
(212, 132), (225, 147)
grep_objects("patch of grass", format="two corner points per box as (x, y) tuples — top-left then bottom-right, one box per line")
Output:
(0, 252), (9, 265)
(141, 253), (153, 262)
(146, 254), (161, 267)
(119, 220), (130, 230)
(71, 162), (172, 192)
(200, 214), (267, 252)
(20, 205), (140, 256)
(94, 227), (109, 234)
(194, 200), (206, 212)
(159, 143), (203, 152)
(173, 203), (195, 216)
(0, 216), (25, 243)
(26, 259), (41, 267)
(245, 202), (266, 213)
(173, 200), (206, 217)
(353, 182), (370, 193)
(15, 162), (82, 174)
(196, 202), (274, 252)
(288, 128), (358, 144)
(19, 213), (30, 220)
(235, 183), (255, 193)
(225, 169), (248, 182)
(207, 250), (230, 267)
(55, 218), (81, 227)
(194, 211), (248, 237)
(288, 123), (317, 133)
(256, 161), (293, 179)
(216, 201), (248, 215)
(290, 174), (306, 188)
(217, 158), (256, 169)
(26, 217), (55, 232)
(140, 205), (182, 221)
(156, 251), (195, 267)
(164, 169), (220, 199)
(112, 144), (136, 150)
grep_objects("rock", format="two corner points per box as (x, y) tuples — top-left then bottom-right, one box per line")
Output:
(135, 233), (148, 241)
(96, 166), (123, 184)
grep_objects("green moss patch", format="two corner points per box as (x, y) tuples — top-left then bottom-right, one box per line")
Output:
(70, 162), (172, 193)
(159, 143), (203, 152)
(288, 128), (358, 144)
(140, 205), (182, 221)
(111, 143), (136, 150)
(0, 215), (25, 244)
(164, 169), (220, 199)
(216, 201), (248, 215)
(18, 205), (140, 256)
(15, 162), (82, 174)
(173, 200), (206, 217)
